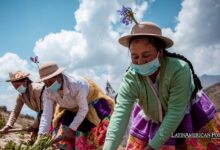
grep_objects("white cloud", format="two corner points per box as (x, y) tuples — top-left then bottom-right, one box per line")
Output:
(162, 0), (220, 76)
(0, 53), (40, 114)
(33, 30), (87, 70)
(195, 44), (220, 75)
(11, 0), (216, 117)
(0, 0), (150, 116)
(0, 53), (29, 81)
(33, 0), (149, 91)
(0, 85), (37, 116)
(0, 86), (18, 110)
(2, 0), (219, 116)
(175, 0), (220, 48)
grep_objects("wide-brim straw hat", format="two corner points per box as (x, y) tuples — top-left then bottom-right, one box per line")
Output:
(6, 71), (30, 82)
(118, 22), (173, 48)
(38, 61), (64, 82)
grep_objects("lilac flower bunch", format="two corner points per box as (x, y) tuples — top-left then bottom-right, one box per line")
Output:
(117, 5), (138, 25)
(30, 56), (40, 69)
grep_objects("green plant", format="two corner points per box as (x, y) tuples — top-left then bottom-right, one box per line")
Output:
(0, 140), (32, 150)
(1, 140), (18, 150)
(0, 138), (55, 150)
(29, 134), (54, 150)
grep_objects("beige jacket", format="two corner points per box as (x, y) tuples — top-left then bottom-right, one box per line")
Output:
(6, 82), (44, 129)
(52, 77), (115, 128)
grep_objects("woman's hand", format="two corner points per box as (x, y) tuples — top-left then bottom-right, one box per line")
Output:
(61, 127), (75, 141)
(27, 126), (37, 132)
(0, 125), (12, 134)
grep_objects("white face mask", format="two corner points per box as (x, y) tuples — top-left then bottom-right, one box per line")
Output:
(16, 85), (27, 94)
(131, 53), (160, 76)
(47, 80), (61, 92)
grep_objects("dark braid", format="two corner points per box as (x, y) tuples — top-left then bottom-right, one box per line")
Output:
(163, 49), (203, 98)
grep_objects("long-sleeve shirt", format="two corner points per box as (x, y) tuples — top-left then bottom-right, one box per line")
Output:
(104, 56), (195, 150)
(38, 74), (89, 134)
(6, 82), (44, 129)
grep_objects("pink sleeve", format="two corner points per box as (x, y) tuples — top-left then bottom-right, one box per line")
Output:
(68, 83), (89, 131)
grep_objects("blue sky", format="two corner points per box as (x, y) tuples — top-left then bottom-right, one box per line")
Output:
(144, 0), (181, 29)
(0, 0), (219, 115)
(0, 0), (180, 60)
(0, 0), (78, 58)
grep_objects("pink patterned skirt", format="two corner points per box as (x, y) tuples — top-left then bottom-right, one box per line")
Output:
(51, 98), (113, 150)
(126, 91), (220, 150)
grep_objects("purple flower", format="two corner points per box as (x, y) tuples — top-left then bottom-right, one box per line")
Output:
(117, 5), (138, 25)
(30, 56), (39, 69)
(30, 56), (39, 64)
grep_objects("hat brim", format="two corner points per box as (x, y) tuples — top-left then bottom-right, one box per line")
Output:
(37, 68), (65, 82)
(118, 33), (173, 48)
(6, 73), (30, 82)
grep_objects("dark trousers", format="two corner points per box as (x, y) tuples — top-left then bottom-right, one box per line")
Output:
(60, 110), (95, 133)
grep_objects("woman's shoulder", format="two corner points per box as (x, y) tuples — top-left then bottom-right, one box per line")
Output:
(63, 74), (89, 91)
(118, 69), (140, 99)
(123, 68), (140, 82)
(120, 68), (143, 92)
(165, 56), (190, 72)
(31, 82), (45, 100)
(63, 74), (83, 82)
(161, 56), (192, 83)
(31, 82), (44, 90)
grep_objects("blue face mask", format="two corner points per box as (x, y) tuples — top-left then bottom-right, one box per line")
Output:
(16, 85), (27, 94)
(131, 54), (160, 76)
(48, 80), (61, 92)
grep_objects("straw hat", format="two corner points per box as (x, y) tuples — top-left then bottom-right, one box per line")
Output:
(118, 22), (173, 48)
(6, 71), (30, 82)
(38, 61), (64, 82)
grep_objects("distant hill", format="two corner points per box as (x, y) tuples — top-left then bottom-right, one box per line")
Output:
(204, 82), (220, 112)
(199, 74), (220, 88)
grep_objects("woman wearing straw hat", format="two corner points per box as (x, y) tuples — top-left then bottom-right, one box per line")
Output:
(35, 61), (114, 150)
(0, 71), (44, 142)
(103, 21), (220, 150)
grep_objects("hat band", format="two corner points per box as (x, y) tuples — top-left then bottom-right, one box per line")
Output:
(131, 24), (162, 36)
(40, 66), (59, 79)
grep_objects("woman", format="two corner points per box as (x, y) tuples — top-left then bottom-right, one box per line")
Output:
(0, 71), (44, 141)
(36, 61), (114, 150)
(103, 22), (220, 150)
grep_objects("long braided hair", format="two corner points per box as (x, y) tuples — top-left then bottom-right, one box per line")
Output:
(163, 50), (202, 98)
(128, 36), (203, 98)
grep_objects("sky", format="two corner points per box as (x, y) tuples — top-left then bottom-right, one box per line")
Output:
(0, 0), (220, 116)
